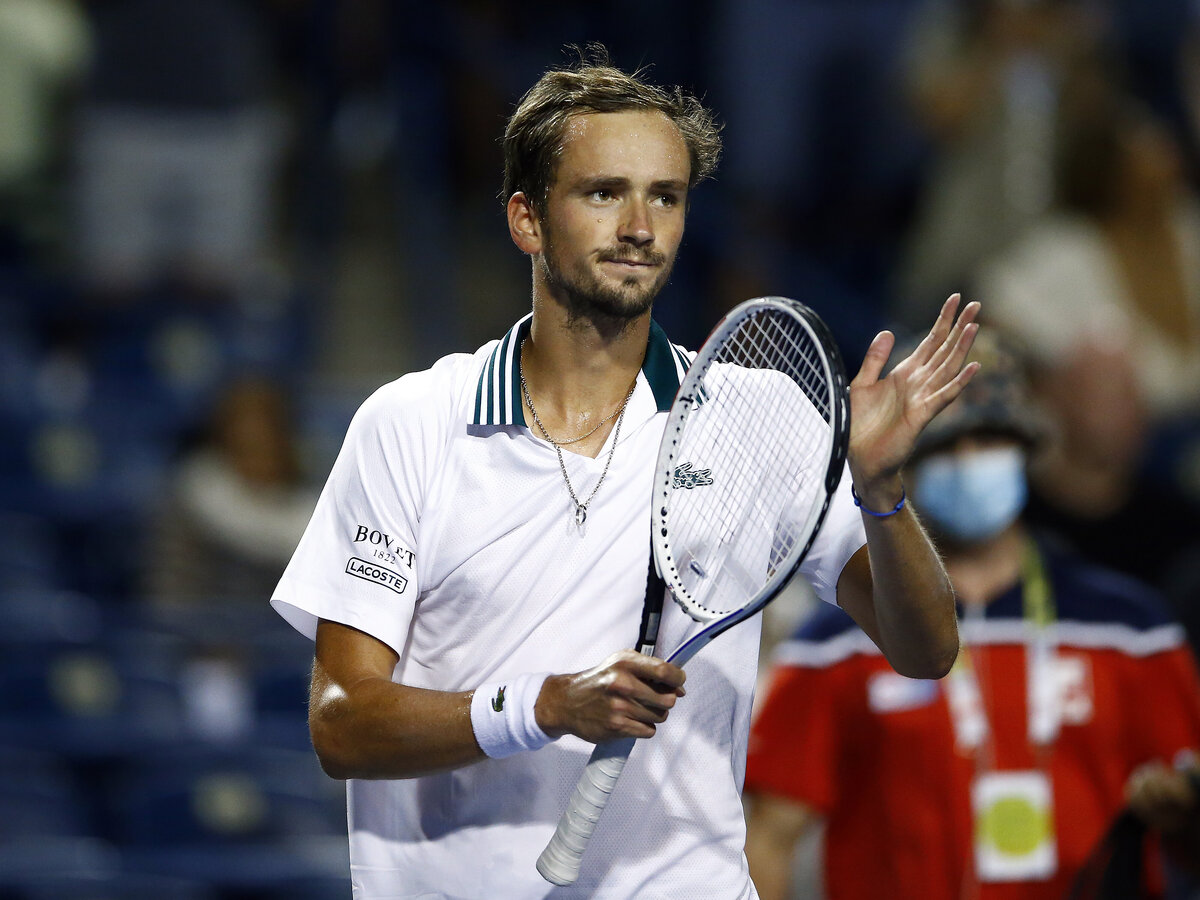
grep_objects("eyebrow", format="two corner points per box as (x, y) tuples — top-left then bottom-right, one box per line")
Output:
(575, 176), (688, 193)
(651, 179), (688, 193)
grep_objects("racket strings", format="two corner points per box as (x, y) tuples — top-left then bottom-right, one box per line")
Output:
(664, 308), (834, 617)
(717, 310), (830, 566)
(729, 311), (832, 421)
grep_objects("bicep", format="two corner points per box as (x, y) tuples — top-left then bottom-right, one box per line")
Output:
(307, 619), (481, 778)
(311, 619), (400, 714)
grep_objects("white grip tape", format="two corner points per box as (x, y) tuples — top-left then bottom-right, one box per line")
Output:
(536, 736), (637, 885)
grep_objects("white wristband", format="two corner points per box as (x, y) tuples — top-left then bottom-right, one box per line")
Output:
(471, 672), (556, 759)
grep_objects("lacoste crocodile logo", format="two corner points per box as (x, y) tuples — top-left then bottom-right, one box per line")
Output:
(673, 462), (714, 490)
(491, 686), (506, 712)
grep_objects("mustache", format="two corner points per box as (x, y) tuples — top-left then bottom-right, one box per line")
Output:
(599, 248), (666, 266)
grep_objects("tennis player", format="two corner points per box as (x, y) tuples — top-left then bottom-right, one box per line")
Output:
(271, 48), (979, 900)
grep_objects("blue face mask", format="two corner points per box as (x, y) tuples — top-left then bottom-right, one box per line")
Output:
(911, 446), (1027, 542)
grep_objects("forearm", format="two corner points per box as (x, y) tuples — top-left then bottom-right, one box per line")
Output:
(744, 793), (817, 900)
(744, 835), (796, 900)
(308, 620), (686, 780)
(842, 477), (960, 679)
(866, 507), (959, 678)
(310, 663), (484, 780)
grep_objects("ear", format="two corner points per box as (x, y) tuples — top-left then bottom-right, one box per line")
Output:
(507, 192), (543, 255)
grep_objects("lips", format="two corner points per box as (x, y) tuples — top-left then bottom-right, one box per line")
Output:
(601, 254), (662, 268)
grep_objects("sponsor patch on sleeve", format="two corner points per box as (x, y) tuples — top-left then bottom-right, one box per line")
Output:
(345, 557), (409, 594)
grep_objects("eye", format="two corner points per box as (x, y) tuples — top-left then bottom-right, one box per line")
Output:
(654, 192), (681, 209)
(588, 189), (614, 202)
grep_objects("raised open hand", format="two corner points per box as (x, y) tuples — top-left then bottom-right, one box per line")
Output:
(848, 294), (981, 507)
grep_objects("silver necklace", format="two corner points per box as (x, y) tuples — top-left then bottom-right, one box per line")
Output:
(535, 397), (626, 445)
(518, 349), (636, 527)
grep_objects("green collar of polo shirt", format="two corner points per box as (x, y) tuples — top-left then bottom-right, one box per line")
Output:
(471, 314), (689, 426)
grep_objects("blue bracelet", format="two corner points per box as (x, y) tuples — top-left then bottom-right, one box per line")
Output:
(851, 484), (906, 518)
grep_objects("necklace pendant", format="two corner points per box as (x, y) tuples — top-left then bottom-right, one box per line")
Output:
(575, 505), (587, 527)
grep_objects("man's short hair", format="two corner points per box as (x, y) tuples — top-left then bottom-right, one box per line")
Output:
(501, 45), (722, 214)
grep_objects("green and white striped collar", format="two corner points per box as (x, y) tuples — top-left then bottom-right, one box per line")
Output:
(470, 313), (691, 426)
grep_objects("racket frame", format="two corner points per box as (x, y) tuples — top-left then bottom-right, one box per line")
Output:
(655, 296), (849, 663)
(536, 296), (850, 886)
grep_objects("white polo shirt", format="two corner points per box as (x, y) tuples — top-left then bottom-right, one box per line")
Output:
(272, 315), (866, 900)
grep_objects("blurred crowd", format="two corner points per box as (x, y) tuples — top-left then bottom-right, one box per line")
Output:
(2, 0), (1200, 898)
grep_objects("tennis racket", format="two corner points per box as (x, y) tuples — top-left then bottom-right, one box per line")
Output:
(536, 295), (850, 885)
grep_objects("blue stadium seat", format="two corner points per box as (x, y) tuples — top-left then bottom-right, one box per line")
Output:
(0, 643), (186, 758)
(0, 748), (91, 841)
(0, 587), (105, 648)
(2, 871), (219, 900)
(0, 518), (68, 593)
(101, 742), (348, 894)
(0, 836), (123, 895)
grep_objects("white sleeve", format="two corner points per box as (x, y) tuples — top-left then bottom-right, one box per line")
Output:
(270, 373), (445, 655)
(794, 461), (865, 607)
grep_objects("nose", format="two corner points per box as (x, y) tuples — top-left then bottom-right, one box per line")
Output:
(617, 199), (654, 247)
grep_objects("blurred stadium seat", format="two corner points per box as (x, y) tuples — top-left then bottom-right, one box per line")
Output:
(101, 742), (348, 895)
(0, 586), (105, 645)
(0, 641), (186, 757)
(0, 747), (92, 841)
(0, 871), (219, 900)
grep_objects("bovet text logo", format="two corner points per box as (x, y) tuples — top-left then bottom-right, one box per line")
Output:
(353, 526), (416, 568)
(345, 557), (409, 594)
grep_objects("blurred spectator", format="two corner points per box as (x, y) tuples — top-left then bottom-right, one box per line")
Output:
(142, 375), (317, 607)
(1114, 0), (1200, 178)
(894, 0), (1113, 329)
(743, 335), (1200, 900)
(707, 0), (924, 354)
(0, 0), (90, 260)
(72, 0), (285, 302)
(977, 95), (1200, 591)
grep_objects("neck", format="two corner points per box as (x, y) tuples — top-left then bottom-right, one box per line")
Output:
(520, 295), (649, 457)
(524, 291), (649, 406)
(944, 524), (1027, 608)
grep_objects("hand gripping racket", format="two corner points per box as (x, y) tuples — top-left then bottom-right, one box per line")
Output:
(536, 296), (850, 885)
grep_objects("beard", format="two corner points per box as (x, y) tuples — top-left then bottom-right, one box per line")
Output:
(539, 238), (675, 328)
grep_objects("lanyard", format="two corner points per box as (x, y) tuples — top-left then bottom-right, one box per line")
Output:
(946, 540), (1059, 755)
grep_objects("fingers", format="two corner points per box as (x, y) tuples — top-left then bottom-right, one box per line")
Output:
(923, 359), (981, 417)
(607, 651), (687, 718)
(860, 295), (978, 390)
(597, 663), (682, 738)
(922, 317), (981, 410)
(851, 330), (896, 388)
(548, 651), (688, 743)
(925, 300), (981, 377)
(907, 293), (962, 369)
(902, 298), (981, 413)
(1126, 763), (1195, 831)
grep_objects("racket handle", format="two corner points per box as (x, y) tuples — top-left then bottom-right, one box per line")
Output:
(536, 736), (636, 885)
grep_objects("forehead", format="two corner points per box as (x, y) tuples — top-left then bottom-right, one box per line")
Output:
(554, 110), (690, 185)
